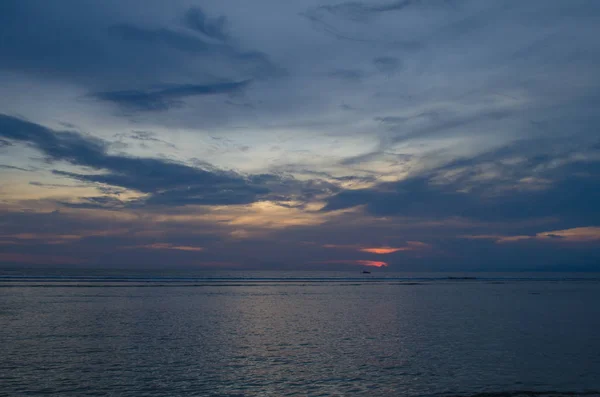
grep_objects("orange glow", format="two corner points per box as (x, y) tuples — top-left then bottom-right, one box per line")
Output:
(359, 247), (405, 254)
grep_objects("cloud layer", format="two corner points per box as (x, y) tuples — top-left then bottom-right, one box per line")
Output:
(1, 0), (599, 270)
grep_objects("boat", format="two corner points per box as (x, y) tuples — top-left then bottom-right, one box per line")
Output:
(362, 270), (371, 274)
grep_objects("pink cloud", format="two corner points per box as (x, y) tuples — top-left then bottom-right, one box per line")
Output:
(325, 241), (431, 254)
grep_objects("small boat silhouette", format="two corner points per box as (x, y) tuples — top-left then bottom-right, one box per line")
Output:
(361, 270), (371, 274)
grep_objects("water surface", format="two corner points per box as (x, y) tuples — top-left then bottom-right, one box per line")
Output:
(2, 271), (599, 396)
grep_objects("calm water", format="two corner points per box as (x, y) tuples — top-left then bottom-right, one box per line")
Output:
(1, 271), (600, 397)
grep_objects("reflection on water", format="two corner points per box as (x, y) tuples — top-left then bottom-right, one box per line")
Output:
(1, 272), (600, 396)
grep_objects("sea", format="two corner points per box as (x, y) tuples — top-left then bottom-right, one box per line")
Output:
(1, 270), (600, 397)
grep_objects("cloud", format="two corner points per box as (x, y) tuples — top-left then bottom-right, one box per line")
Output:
(183, 7), (229, 42)
(107, 20), (280, 80)
(536, 227), (600, 242)
(354, 260), (387, 267)
(0, 1), (280, 119)
(0, 164), (30, 171)
(2, 1), (600, 271)
(116, 131), (176, 149)
(359, 247), (404, 254)
(329, 69), (365, 81)
(0, 114), (332, 207)
(373, 56), (401, 74)
(59, 196), (127, 210)
(313, 259), (388, 267)
(126, 243), (204, 252)
(0, 253), (83, 265)
(309, 0), (416, 24)
(1, 232), (81, 245)
(92, 80), (251, 111)
(385, 109), (514, 145)
(466, 227), (600, 244)
(323, 138), (600, 227)
(360, 242), (429, 254)
(323, 241), (430, 254)
(302, 0), (437, 46)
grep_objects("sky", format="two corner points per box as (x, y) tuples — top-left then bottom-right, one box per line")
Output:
(1, 0), (600, 271)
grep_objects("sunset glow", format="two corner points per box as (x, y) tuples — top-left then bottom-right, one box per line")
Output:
(0, 0), (599, 271)
(354, 260), (388, 268)
(359, 247), (408, 254)
(2, 2), (600, 395)
(324, 241), (430, 255)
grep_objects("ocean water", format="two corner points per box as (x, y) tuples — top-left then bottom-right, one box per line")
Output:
(1, 271), (600, 397)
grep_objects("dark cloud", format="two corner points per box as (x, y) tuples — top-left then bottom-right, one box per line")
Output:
(375, 111), (441, 126)
(114, 131), (176, 149)
(0, 114), (332, 207)
(279, 168), (378, 185)
(0, 1), (280, 103)
(324, 140), (600, 227)
(108, 22), (280, 79)
(0, 164), (30, 171)
(93, 80), (251, 111)
(0, 115), (107, 164)
(385, 109), (514, 145)
(29, 181), (84, 189)
(59, 196), (126, 210)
